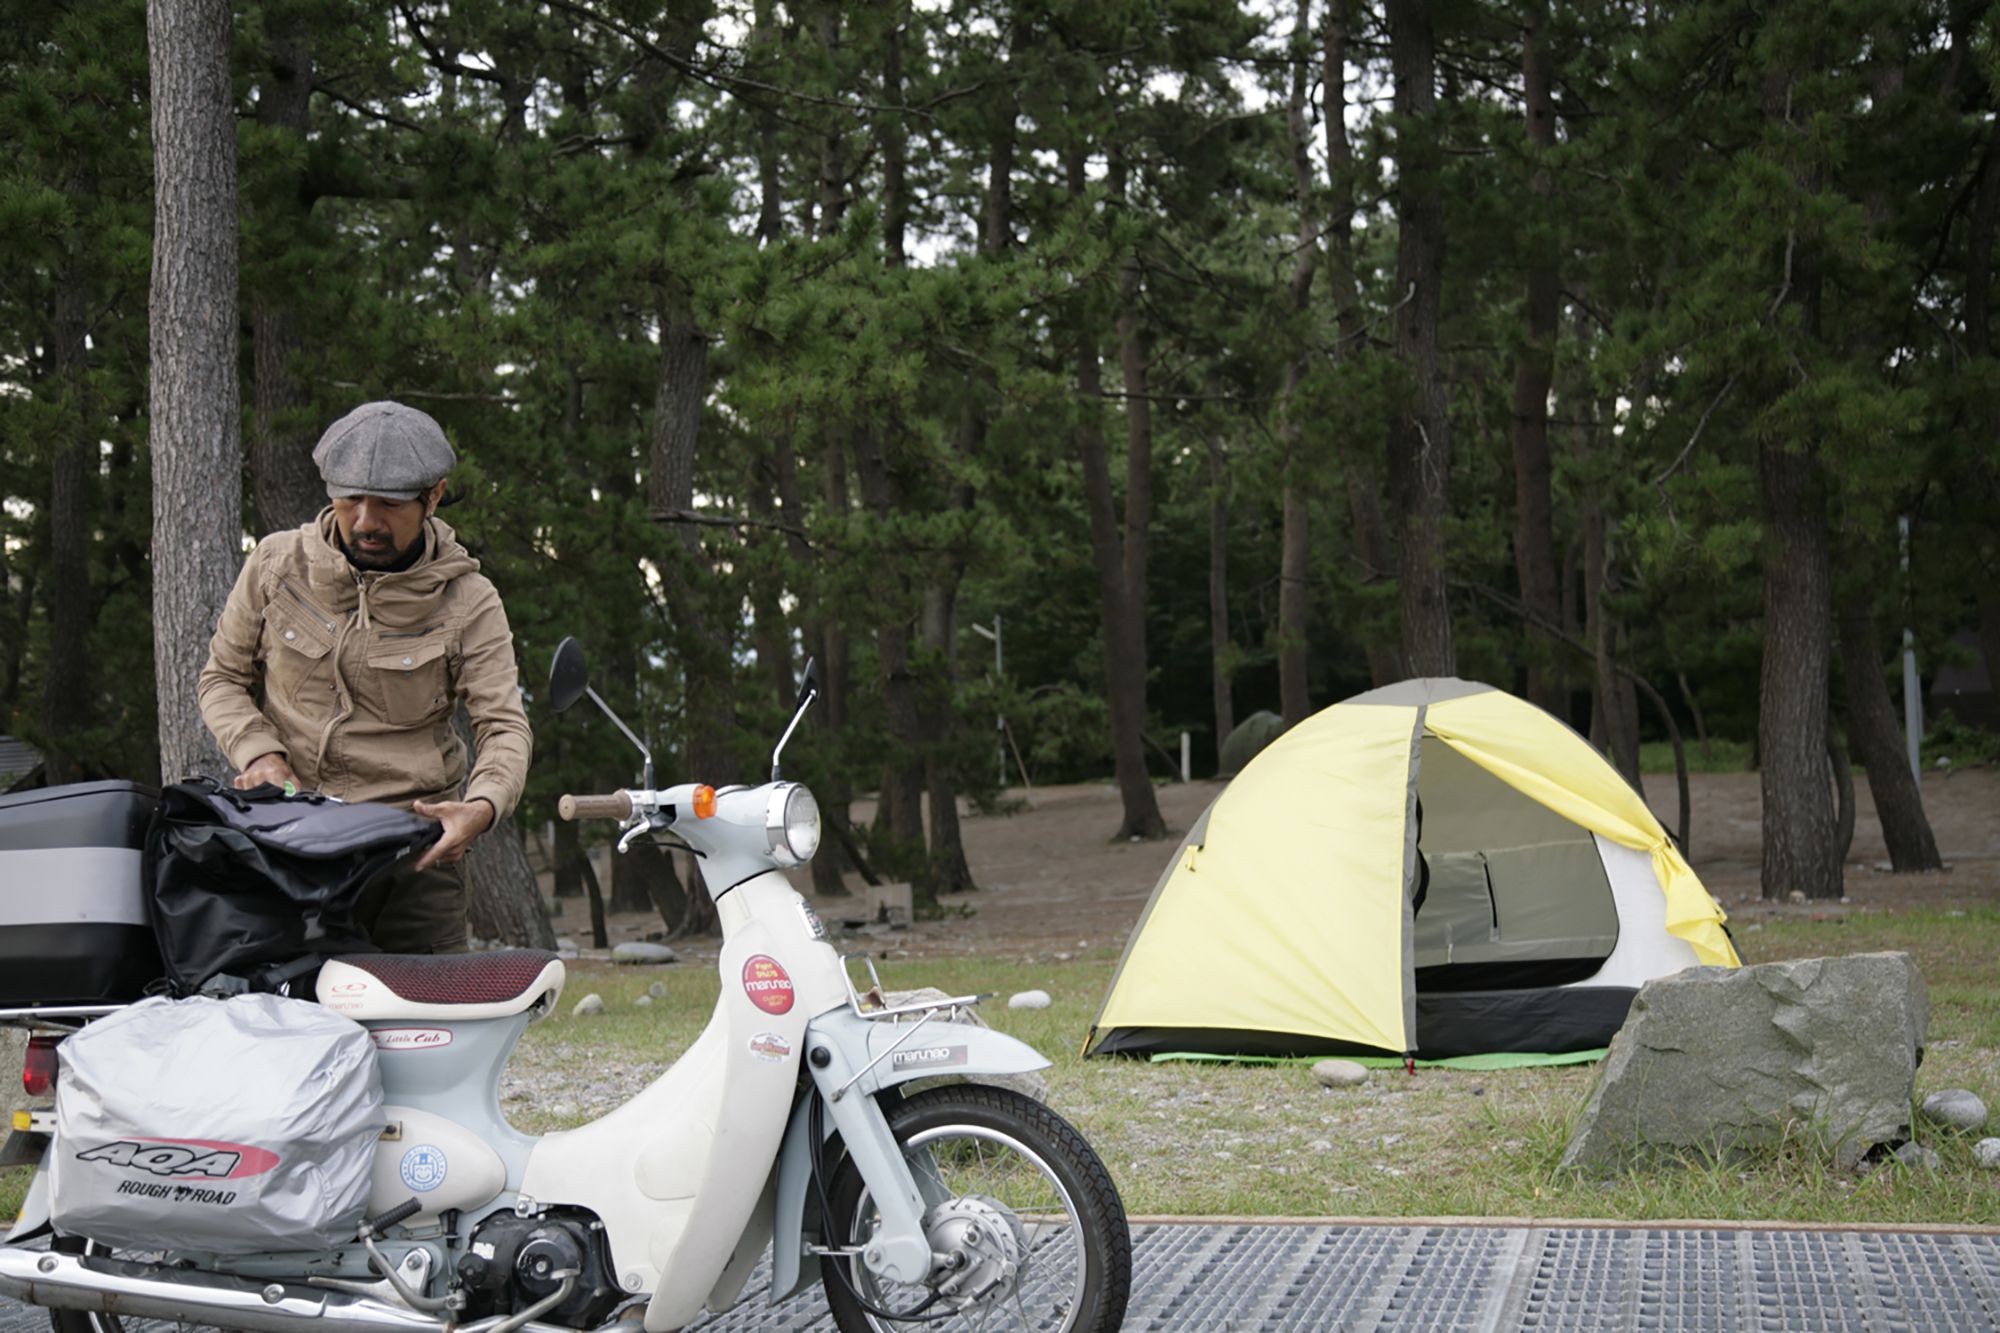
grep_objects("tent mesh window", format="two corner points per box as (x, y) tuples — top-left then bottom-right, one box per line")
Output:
(1411, 737), (1618, 993)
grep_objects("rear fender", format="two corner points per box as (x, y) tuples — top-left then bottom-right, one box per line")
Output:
(767, 1012), (1051, 1301)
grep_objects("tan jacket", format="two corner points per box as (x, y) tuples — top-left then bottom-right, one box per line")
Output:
(198, 511), (532, 820)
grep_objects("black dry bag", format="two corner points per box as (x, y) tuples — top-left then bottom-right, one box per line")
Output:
(146, 777), (441, 995)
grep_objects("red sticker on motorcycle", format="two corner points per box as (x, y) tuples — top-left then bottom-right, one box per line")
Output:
(742, 955), (795, 1014)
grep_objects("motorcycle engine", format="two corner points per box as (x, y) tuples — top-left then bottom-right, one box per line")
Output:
(455, 1208), (624, 1328)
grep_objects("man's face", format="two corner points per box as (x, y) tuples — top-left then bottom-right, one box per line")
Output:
(331, 481), (445, 569)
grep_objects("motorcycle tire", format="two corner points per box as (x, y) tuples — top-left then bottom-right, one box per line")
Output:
(819, 1083), (1131, 1333)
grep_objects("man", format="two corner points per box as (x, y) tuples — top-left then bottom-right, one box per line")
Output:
(198, 401), (533, 953)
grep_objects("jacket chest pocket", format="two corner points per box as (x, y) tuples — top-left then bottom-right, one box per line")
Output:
(367, 636), (452, 726)
(262, 607), (336, 707)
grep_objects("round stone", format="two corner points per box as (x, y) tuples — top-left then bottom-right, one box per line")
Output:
(1007, 990), (1052, 1010)
(634, 994), (653, 1008)
(1893, 1141), (1940, 1170)
(571, 993), (606, 1018)
(1920, 1089), (1989, 1133)
(1972, 1138), (2000, 1170)
(1311, 1059), (1369, 1089)
(611, 941), (679, 965)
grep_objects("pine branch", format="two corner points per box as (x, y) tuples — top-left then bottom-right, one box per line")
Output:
(651, 508), (812, 546)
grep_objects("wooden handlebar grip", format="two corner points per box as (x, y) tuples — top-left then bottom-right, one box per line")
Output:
(559, 792), (633, 821)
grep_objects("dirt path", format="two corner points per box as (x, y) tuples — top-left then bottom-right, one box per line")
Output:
(551, 769), (2000, 957)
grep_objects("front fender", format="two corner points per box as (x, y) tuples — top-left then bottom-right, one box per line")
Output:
(767, 1010), (1053, 1301)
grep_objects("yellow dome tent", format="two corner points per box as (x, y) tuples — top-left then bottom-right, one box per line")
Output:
(1087, 679), (1738, 1060)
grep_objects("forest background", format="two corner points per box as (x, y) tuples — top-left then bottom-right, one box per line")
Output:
(3, 0), (1997, 941)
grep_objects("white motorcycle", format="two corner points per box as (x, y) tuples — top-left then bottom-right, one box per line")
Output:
(0, 640), (1131, 1332)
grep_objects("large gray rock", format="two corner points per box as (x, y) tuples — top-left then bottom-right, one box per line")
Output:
(1561, 953), (1927, 1173)
(881, 988), (1049, 1104)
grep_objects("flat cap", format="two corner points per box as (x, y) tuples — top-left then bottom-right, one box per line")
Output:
(313, 401), (457, 501)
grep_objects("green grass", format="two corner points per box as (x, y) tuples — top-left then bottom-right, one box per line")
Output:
(1639, 738), (1752, 773)
(506, 914), (1999, 1224)
(6, 909), (1995, 1227)
(0, 1164), (20, 1229)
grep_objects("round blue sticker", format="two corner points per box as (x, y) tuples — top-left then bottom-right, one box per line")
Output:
(399, 1144), (448, 1193)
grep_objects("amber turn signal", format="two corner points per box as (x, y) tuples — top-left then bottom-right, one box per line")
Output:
(691, 785), (718, 819)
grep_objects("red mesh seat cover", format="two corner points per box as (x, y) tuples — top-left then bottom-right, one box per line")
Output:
(331, 949), (560, 1006)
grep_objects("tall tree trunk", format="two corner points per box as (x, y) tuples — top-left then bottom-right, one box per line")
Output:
(1069, 150), (1167, 842)
(454, 710), (556, 947)
(852, 426), (928, 877)
(1510, 0), (1563, 715)
(612, 840), (691, 932)
(1323, 0), (1403, 688)
(1386, 0), (1454, 677)
(149, 0), (241, 785)
(1758, 68), (1841, 903)
(747, 455), (795, 712)
(43, 274), (91, 785)
(773, 431), (853, 898)
(919, 583), (975, 895)
(752, 0), (784, 244)
(1207, 430), (1235, 755)
(1758, 411), (1839, 900)
(465, 816), (558, 950)
(645, 283), (725, 937)
(248, 25), (326, 533)
(1278, 0), (1317, 728)
(553, 817), (606, 947)
(1835, 586), (1943, 871)
(1829, 726), (1856, 865)
(1584, 508), (1642, 787)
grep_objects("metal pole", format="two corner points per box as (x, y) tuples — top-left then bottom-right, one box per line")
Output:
(995, 614), (1006, 789)
(1900, 516), (1921, 789)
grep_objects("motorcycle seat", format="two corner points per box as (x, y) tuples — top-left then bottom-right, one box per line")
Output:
(315, 949), (567, 1022)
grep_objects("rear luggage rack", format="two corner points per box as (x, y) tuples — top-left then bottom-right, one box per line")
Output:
(0, 1005), (121, 1031)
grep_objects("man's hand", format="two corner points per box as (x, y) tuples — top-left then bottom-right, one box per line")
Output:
(235, 751), (298, 792)
(412, 798), (497, 870)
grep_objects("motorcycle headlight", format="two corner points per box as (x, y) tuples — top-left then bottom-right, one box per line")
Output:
(766, 784), (821, 866)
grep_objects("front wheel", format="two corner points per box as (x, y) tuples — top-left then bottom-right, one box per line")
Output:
(819, 1084), (1131, 1333)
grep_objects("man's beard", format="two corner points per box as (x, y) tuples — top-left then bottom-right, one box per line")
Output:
(344, 529), (411, 569)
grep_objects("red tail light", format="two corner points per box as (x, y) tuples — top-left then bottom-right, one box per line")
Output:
(23, 1035), (59, 1097)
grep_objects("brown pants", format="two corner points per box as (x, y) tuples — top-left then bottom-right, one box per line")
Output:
(357, 861), (468, 954)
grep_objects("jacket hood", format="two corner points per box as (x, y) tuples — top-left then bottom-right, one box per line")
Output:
(308, 507), (481, 593)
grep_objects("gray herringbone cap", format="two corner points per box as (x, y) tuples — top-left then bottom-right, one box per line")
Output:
(313, 401), (457, 501)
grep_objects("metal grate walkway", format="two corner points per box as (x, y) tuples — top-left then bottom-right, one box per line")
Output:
(3, 1223), (1996, 1331)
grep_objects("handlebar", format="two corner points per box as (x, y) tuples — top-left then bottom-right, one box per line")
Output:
(559, 792), (633, 822)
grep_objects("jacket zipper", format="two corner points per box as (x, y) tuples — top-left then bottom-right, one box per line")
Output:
(281, 581), (339, 635)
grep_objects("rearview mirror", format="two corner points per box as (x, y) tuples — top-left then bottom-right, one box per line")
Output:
(549, 637), (589, 713)
(796, 656), (822, 711)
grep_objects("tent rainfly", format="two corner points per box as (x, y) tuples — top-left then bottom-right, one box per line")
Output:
(1087, 679), (1740, 1060)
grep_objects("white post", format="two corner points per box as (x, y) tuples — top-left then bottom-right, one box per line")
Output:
(1900, 516), (1921, 788)
(1180, 731), (1191, 783)
(972, 615), (1006, 789)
